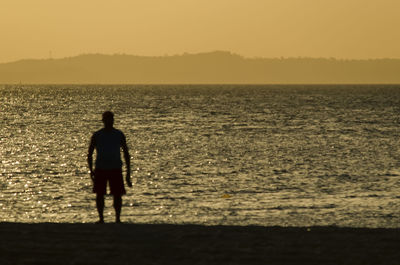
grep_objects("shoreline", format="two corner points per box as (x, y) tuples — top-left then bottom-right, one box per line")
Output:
(1, 222), (399, 265)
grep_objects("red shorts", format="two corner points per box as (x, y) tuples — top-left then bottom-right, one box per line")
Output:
(93, 169), (126, 195)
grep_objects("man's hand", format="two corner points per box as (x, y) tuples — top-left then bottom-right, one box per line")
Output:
(90, 171), (95, 182)
(126, 172), (132, 187)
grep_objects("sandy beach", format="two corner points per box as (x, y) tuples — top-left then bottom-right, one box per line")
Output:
(0, 223), (399, 265)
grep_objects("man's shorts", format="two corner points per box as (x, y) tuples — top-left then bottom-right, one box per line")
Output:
(93, 169), (126, 196)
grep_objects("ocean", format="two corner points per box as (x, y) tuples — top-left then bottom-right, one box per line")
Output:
(0, 84), (399, 227)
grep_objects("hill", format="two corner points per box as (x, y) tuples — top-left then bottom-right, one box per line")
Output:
(1, 51), (400, 84)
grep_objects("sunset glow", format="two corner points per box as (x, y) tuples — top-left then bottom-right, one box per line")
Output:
(1, 0), (399, 63)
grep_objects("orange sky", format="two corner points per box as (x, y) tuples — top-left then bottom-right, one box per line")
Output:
(1, 0), (399, 63)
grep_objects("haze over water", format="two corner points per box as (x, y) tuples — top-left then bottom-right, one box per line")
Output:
(0, 84), (399, 227)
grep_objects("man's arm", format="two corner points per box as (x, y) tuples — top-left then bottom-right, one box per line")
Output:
(121, 133), (132, 187)
(88, 135), (95, 181)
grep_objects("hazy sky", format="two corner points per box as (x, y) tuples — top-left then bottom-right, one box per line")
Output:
(1, 0), (399, 63)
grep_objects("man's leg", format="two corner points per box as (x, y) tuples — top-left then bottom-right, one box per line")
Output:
(113, 195), (122, 223)
(96, 194), (105, 223)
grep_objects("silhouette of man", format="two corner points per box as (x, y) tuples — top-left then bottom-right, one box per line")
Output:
(88, 111), (132, 223)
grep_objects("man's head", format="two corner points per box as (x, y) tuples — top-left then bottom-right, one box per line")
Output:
(102, 111), (114, 128)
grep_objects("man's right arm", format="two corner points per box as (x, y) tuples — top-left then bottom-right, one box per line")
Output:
(121, 133), (132, 187)
(88, 135), (95, 181)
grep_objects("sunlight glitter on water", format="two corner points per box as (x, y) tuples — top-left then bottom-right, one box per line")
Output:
(0, 84), (399, 227)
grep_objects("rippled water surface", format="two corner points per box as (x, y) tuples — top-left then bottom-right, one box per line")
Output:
(1, 85), (399, 227)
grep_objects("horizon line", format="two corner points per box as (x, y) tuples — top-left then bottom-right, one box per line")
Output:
(2, 50), (400, 64)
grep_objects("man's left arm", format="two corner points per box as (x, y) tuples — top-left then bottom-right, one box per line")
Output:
(88, 135), (96, 182)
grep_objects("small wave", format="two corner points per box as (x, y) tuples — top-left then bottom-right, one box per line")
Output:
(270, 204), (336, 211)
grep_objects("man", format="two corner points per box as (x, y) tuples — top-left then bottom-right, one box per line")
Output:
(88, 111), (132, 223)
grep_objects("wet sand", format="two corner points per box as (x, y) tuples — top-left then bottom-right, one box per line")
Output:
(0, 223), (399, 265)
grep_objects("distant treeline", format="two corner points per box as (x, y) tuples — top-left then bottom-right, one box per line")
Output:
(1, 51), (400, 84)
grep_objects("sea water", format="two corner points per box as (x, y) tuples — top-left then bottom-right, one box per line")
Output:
(0, 84), (399, 227)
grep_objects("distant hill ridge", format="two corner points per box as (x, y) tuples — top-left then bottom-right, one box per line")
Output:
(1, 51), (400, 84)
